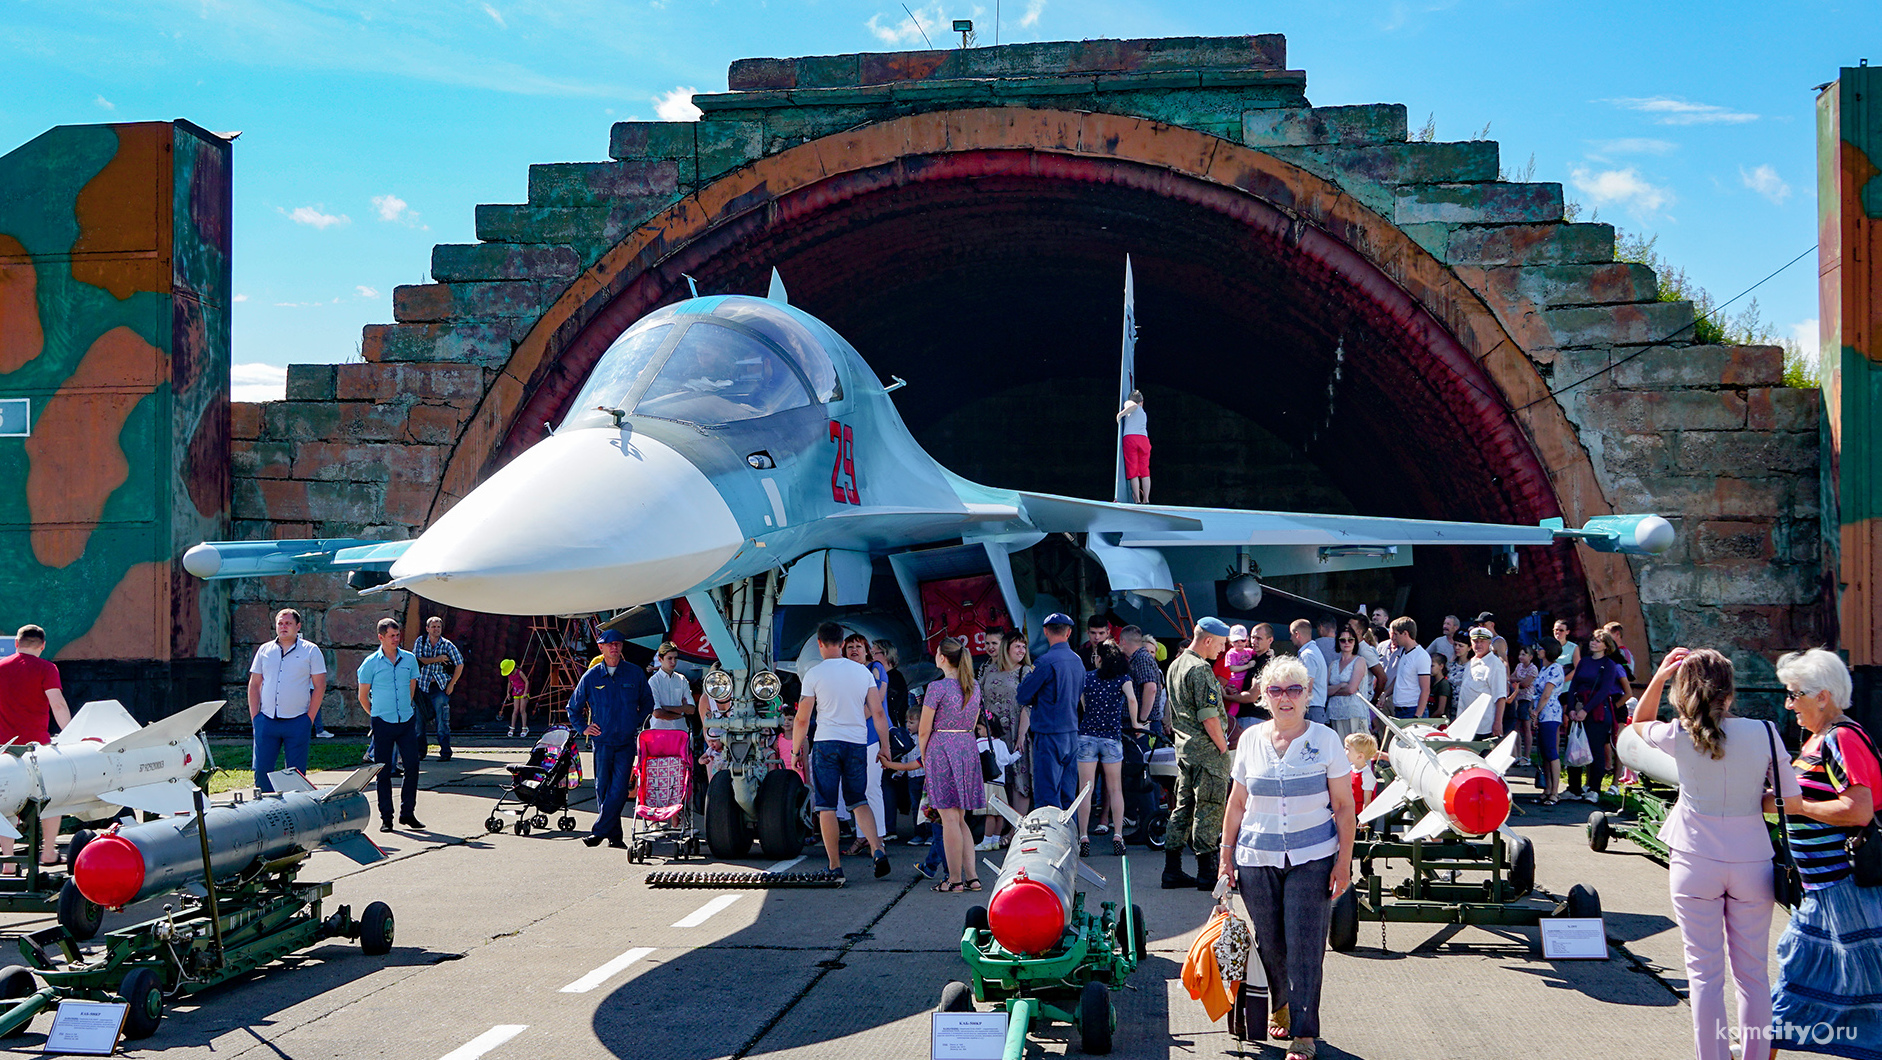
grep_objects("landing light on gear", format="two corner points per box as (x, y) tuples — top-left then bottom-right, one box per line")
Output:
(704, 670), (736, 703)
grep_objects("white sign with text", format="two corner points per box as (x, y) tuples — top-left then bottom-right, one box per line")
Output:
(1541, 917), (1608, 959)
(931, 1011), (1007, 1060)
(43, 1000), (128, 1056)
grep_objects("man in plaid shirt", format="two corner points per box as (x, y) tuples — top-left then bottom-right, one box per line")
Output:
(414, 616), (463, 762)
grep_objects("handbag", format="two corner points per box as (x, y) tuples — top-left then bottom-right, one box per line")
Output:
(1765, 721), (1807, 909)
(1832, 721), (1882, 887)
(978, 737), (1001, 783)
(1564, 722), (1593, 768)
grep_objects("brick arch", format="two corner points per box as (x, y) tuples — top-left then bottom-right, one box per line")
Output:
(432, 107), (1643, 638)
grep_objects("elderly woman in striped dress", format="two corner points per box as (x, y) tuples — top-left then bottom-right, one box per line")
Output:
(1218, 654), (1356, 1060)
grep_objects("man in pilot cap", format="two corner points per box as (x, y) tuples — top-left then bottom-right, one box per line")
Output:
(1163, 617), (1234, 890)
(567, 630), (655, 849)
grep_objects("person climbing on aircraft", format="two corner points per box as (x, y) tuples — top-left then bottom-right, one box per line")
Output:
(1116, 389), (1151, 503)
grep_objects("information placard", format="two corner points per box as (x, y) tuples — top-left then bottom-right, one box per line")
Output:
(43, 1000), (127, 1056)
(931, 1011), (1007, 1060)
(1541, 917), (1608, 960)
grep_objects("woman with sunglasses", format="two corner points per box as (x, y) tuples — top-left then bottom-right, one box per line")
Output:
(1324, 630), (1370, 739)
(1218, 655), (1357, 1060)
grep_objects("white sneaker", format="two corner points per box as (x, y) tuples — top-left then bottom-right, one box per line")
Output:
(1583, 790), (1600, 803)
(314, 730), (335, 739)
(975, 836), (1002, 851)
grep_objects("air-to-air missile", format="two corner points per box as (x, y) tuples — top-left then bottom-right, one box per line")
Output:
(1360, 694), (1522, 842)
(72, 766), (385, 910)
(985, 787), (1112, 956)
(0, 699), (222, 839)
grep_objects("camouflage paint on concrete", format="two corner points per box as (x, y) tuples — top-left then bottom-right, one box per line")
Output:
(0, 121), (231, 698)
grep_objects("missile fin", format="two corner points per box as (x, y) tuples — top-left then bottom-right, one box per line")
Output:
(1484, 731), (1522, 776)
(1076, 863), (1109, 889)
(1357, 779), (1410, 825)
(266, 769), (317, 793)
(96, 700), (224, 755)
(320, 765), (383, 801)
(1403, 809), (1453, 842)
(985, 793), (1024, 828)
(1069, 782), (1096, 818)
(54, 700), (140, 748)
(1444, 694), (1493, 742)
(326, 831), (388, 866)
(100, 782), (198, 817)
(0, 818), (18, 840)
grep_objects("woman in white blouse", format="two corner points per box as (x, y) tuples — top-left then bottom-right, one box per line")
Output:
(1218, 655), (1357, 1060)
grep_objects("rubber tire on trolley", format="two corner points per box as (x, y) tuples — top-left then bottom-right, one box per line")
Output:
(1566, 883), (1603, 921)
(1077, 980), (1114, 1055)
(360, 901), (395, 956)
(1328, 887), (1360, 953)
(1115, 903), (1148, 963)
(705, 770), (754, 859)
(57, 879), (103, 941)
(559, 816), (578, 832)
(0, 967), (35, 1037)
(1587, 810), (1612, 853)
(756, 769), (808, 860)
(65, 828), (96, 871)
(965, 905), (989, 933)
(485, 816), (504, 834)
(937, 981), (976, 1013)
(117, 966), (164, 1040)
(1506, 832), (1536, 898)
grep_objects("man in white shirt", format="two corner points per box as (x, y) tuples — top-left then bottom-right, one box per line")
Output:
(1290, 619), (1329, 726)
(1427, 614), (1460, 667)
(1457, 627), (1510, 737)
(1376, 617), (1433, 718)
(646, 643), (693, 732)
(791, 622), (893, 880)
(247, 608), (327, 794)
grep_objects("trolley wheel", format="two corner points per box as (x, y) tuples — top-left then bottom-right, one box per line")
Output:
(1587, 810), (1612, 853)
(1145, 809), (1168, 851)
(964, 905), (989, 933)
(65, 828), (97, 871)
(1328, 887), (1359, 952)
(559, 816), (578, 832)
(1566, 883), (1604, 922)
(1506, 832), (1536, 897)
(360, 901), (394, 956)
(0, 967), (34, 1037)
(705, 770), (753, 859)
(532, 814), (549, 829)
(1115, 903), (1148, 963)
(937, 980), (976, 1013)
(1077, 980), (1114, 1055)
(57, 879), (103, 941)
(485, 816), (504, 834)
(117, 966), (164, 1040)
(756, 769), (808, 860)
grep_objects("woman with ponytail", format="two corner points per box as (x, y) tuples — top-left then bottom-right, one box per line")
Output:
(1628, 648), (1801, 1060)
(918, 637), (987, 893)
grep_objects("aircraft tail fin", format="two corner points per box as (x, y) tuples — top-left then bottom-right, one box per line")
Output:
(767, 267), (788, 304)
(97, 700), (223, 756)
(266, 769), (318, 793)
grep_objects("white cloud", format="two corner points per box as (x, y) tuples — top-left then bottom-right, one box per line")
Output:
(232, 293), (248, 303)
(280, 205), (349, 229)
(1741, 163), (1791, 205)
(482, 3), (506, 28)
(356, 285), (380, 298)
(1588, 137), (1676, 156)
(1017, 0), (1045, 27)
(372, 193), (408, 222)
(653, 86), (701, 122)
(1604, 96), (1758, 125)
(93, 94), (115, 111)
(1792, 318), (1820, 352)
(866, 3), (945, 46)
(230, 363), (287, 403)
(1569, 165), (1674, 214)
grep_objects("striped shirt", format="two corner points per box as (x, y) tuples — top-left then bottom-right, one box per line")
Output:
(1230, 721), (1351, 868)
(1788, 721), (1882, 889)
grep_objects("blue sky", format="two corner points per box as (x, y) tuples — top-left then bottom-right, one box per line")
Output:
(0, 1), (1857, 399)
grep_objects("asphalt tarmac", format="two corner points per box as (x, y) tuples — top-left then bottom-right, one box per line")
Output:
(0, 744), (1758, 1059)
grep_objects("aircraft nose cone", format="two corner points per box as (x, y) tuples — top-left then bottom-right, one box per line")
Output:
(389, 429), (744, 615)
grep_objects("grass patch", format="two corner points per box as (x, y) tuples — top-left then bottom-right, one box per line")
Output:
(207, 742), (369, 794)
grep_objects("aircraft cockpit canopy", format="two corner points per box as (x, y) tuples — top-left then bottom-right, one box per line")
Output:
(561, 296), (848, 431)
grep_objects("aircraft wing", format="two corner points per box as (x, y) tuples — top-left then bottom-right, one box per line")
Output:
(182, 538), (413, 581)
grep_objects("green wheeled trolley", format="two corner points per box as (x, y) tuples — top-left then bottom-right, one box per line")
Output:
(1586, 781), (1673, 863)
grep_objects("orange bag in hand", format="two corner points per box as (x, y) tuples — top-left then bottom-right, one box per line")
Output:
(1182, 909), (1235, 1022)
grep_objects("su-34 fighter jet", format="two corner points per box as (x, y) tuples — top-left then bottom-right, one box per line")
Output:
(185, 270), (1675, 665)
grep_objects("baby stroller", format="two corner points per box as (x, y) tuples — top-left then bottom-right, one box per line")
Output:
(486, 727), (583, 836)
(1122, 730), (1174, 849)
(627, 728), (701, 862)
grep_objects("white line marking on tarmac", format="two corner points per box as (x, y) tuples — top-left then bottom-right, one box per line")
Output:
(439, 1025), (527, 1060)
(768, 855), (805, 873)
(673, 894), (741, 927)
(559, 947), (656, 994)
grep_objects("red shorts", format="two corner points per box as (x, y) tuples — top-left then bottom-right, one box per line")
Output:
(1122, 434), (1151, 478)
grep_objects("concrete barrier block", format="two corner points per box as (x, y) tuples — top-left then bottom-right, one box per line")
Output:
(1671, 430), (1818, 475)
(1747, 387), (1821, 432)
(261, 402), (341, 442)
(232, 402), (262, 440)
(1512, 262), (1657, 308)
(1243, 103), (1407, 147)
(1545, 300), (1697, 347)
(1443, 222), (1616, 266)
(608, 120), (699, 159)
(1394, 181), (1564, 225)
(285, 364), (336, 402)
(1609, 344), (1785, 388)
(304, 480), (387, 525)
(1579, 389), (1748, 432)
(528, 160), (681, 208)
(393, 284), (454, 322)
(1694, 519), (1776, 563)
(1266, 140), (1498, 187)
(431, 243), (581, 282)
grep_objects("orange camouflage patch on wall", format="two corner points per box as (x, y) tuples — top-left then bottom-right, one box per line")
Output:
(0, 234), (43, 374)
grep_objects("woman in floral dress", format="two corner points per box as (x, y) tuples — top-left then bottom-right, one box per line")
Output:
(920, 636), (986, 892)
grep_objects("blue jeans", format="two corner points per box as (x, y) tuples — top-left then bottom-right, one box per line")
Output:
(1030, 730), (1078, 810)
(415, 687), (451, 756)
(253, 713), (314, 793)
(369, 717), (421, 819)
(590, 741), (636, 843)
(811, 741), (869, 812)
(1306, 704), (1329, 726)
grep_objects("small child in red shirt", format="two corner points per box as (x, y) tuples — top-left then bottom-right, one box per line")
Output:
(1344, 732), (1379, 811)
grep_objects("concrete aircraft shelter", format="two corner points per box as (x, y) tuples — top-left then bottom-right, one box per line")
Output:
(0, 35), (1830, 728)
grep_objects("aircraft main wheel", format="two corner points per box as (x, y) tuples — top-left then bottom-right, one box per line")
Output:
(937, 980), (976, 1013)
(360, 902), (394, 956)
(57, 879), (103, 941)
(705, 770), (753, 859)
(0, 967), (35, 1036)
(965, 905), (989, 933)
(756, 769), (808, 859)
(1505, 833), (1536, 897)
(65, 828), (96, 871)
(117, 966), (164, 1039)
(1566, 883), (1604, 922)
(485, 816), (504, 834)
(1115, 903), (1148, 963)
(559, 816), (578, 831)
(1077, 980), (1114, 1055)
(1587, 811), (1612, 853)
(1328, 887), (1359, 952)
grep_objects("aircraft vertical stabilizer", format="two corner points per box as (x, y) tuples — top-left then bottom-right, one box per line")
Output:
(767, 268), (788, 304)
(1114, 256), (1136, 505)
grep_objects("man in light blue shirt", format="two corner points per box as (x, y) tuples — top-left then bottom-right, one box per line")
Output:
(1291, 619), (1330, 726)
(358, 617), (423, 833)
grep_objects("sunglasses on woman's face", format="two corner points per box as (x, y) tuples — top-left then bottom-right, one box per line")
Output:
(1265, 684), (1307, 699)
(1338, 637), (1355, 644)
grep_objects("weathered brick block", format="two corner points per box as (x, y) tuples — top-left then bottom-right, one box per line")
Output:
(1443, 223), (1616, 266)
(527, 161), (680, 208)
(609, 120), (700, 159)
(260, 402), (341, 443)
(324, 608), (390, 648)
(305, 481), (386, 524)
(1606, 474), (1795, 520)
(235, 478), (311, 521)
(431, 244), (580, 283)
(1510, 263), (1657, 308)
(335, 363), (486, 403)
(393, 284), (454, 322)
(1544, 301), (1697, 348)
(381, 481), (434, 525)
(231, 402), (262, 440)
(362, 321), (519, 368)
(1242, 104), (1407, 146)
(338, 402), (407, 442)
(290, 441), (394, 484)
(1394, 182), (1564, 225)
(284, 363), (336, 402)
(1694, 519), (1775, 563)
(695, 122), (765, 180)
(1610, 344), (1786, 389)
(1579, 390), (1747, 432)
(1671, 431), (1817, 475)
(1638, 562), (1819, 607)
(243, 440), (295, 479)
(404, 405), (464, 445)
(1747, 388), (1821, 432)
(1599, 432), (1670, 477)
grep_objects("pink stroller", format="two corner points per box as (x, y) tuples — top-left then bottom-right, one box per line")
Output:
(627, 728), (701, 862)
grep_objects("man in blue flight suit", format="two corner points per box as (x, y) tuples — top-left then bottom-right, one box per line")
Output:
(567, 630), (655, 849)
(1016, 613), (1086, 810)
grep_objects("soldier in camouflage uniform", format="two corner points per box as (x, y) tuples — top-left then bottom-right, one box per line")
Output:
(1163, 616), (1235, 890)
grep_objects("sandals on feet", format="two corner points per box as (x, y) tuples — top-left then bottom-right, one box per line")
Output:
(964, 878), (982, 892)
(1268, 1004), (1289, 1042)
(1286, 1037), (1316, 1060)
(933, 881), (965, 893)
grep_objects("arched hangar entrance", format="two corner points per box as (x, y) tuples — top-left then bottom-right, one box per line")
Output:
(440, 109), (1640, 634)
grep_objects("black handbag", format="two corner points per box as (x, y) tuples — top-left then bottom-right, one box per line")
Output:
(979, 741), (1001, 783)
(1832, 721), (1882, 887)
(1766, 721), (1806, 909)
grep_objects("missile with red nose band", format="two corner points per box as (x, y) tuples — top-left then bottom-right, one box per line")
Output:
(1359, 694), (1522, 841)
(73, 767), (386, 910)
(982, 784), (1112, 956)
